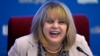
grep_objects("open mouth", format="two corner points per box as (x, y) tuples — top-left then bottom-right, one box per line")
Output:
(49, 31), (60, 37)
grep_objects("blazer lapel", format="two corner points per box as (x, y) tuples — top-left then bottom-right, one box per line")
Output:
(27, 33), (38, 56)
(27, 45), (38, 56)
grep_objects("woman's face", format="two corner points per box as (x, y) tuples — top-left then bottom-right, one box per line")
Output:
(43, 9), (67, 45)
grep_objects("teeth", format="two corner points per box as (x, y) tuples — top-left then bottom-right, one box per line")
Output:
(51, 32), (59, 33)
(50, 31), (60, 34)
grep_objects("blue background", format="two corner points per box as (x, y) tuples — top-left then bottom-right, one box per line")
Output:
(0, 0), (100, 56)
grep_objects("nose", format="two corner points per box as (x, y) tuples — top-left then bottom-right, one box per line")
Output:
(52, 22), (59, 28)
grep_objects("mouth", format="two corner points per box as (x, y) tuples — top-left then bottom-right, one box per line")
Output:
(49, 31), (60, 38)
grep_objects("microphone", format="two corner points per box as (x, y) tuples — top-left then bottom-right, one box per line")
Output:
(77, 46), (89, 56)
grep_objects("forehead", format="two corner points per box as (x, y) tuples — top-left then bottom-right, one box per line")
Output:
(46, 6), (67, 20)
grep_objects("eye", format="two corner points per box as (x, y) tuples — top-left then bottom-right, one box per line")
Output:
(46, 19), (54, 24)
(59, 20), (66, 24)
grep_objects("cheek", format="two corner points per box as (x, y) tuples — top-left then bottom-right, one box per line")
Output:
(43, 24), (49, 34)
(43, 24), (48, 31)
(43, 23), (51, 30)
(43, 24), (51, 39)
(62, 26), (67, 33)
(64, 26), (67, 31)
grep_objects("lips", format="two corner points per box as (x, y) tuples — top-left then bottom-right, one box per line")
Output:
(49, 31), (60, 38)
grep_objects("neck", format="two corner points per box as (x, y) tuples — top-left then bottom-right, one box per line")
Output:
(45, 43), (62, 53)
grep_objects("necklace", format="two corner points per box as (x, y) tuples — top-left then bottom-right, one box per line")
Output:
(45, 46), (62, 54)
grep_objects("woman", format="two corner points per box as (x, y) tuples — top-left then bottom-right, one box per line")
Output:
(8, 1), (93, 56)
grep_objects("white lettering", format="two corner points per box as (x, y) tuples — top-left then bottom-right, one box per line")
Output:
(19, 0), (46, 4)
(77, 0), (98, 4)
(2, 25), (8, 36)
(91, 26), (100, 34)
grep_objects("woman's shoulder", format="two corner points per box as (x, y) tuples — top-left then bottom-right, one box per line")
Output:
(74, 34), (88, 46)
(75, 34), (86, 43)
(69, 34), (93, 56)
(16, 33), (34, 41)
(15, 33), (37, 47)
(8, 33), (38, 56)
(15, 33), (33, 43)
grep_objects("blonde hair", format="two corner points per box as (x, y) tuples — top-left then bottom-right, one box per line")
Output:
(31, 1), (76, 51)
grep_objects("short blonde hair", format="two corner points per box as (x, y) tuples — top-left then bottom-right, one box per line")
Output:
(31, 1), (76, 51)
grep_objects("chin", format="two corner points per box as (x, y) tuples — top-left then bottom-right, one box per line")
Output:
(49, 40), (61, 44)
